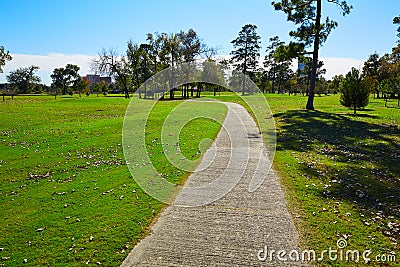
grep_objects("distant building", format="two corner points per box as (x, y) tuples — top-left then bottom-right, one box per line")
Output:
(298, 63), (308, 78)
(82, 74), (111, 85)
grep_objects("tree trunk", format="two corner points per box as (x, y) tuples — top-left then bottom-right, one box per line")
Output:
(242, 42), (248, 96)
(122, 81), (129, 99)
(271, 76), (275, 93)
(306, 0), (321, 110)
(114, 66), (129, 99)
(197, 83), (202, 98)
(170, 54), (175, 100)
(278, 77), (282, 93)
(241, 76), (246, 96)
(354, 105), (356, 114)
(2, 94), (4, 101)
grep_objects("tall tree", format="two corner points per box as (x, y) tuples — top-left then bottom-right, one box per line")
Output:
(272, 0), (352, 110)
(378, 79), (392, 107)
(163, 33), (182, 69)
(91, 48), (130, 98)
(330, 74), (344, 94)
(362, 52), (381, 98)
(230, 24), (261, 95)
(393, 15), (400, 44)
(179, 29), (202, 63)
(378, 54), (393, 87)
(126, 41), (142, 91)
(389, 46), (400, 106)
(146, 32), (164, 74)
(138, 44), (153, 98)
(275, 60), (294, 93)
(6, 65), (41, 94)
(163, 33), (182, 99)
(201, 59), (227, 96)
(264, 36), (284, 93)
(179, 29), (201, 98)
(0, 46), (12, 73)
(273, 41), (301, 94)
(50, 64), (80, 95)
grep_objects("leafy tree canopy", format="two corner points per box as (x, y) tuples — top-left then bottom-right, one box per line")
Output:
(6, 65), (41, 94)
(0, 46), (12, 73)
(50, 64), (81, 95)
(271, 0), (352, 110)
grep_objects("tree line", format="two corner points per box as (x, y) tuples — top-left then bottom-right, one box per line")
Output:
(0, 26), (333, 100)
(1, 1), (400, 111)
(333, 16), (400, 113)
(0, 0), (352, 110)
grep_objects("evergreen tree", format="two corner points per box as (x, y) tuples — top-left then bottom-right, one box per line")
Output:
(230, 24), (261, 95)
(340, 68), (369, 114)
(263, 36), (283, 93)
(272, 0), (352, 110)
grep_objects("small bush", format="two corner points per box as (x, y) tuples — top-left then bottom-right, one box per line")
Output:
(339, 68), (370, 114)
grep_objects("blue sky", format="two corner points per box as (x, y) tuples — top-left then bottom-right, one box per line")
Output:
(1, 0), (399, 84)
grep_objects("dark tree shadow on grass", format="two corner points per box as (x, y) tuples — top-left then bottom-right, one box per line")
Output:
(272, 109), (399, 239)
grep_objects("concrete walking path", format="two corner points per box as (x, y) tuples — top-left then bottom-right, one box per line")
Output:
(122, 102), (305, 266)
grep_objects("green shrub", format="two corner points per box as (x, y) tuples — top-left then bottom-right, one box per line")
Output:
(339, 68), (369, 114)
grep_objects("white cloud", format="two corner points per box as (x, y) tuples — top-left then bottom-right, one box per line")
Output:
(0, 53), (95, 85)
(320, 57), (364, 80)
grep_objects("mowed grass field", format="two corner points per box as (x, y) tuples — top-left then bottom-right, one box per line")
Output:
(268, 95), (399, 266)
(0, 93), (399, 266)
(0, 95), (226, 266)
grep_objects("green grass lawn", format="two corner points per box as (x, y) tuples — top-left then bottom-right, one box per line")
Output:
(270, 95), (399, 266)
(0, 93), (398, 266)
(0, 95), (226, 266)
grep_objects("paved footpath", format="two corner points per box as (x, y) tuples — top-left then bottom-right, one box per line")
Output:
(122, 102), (306, 266)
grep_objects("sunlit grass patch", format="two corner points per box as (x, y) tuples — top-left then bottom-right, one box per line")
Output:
(0, 96), (226, 266)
